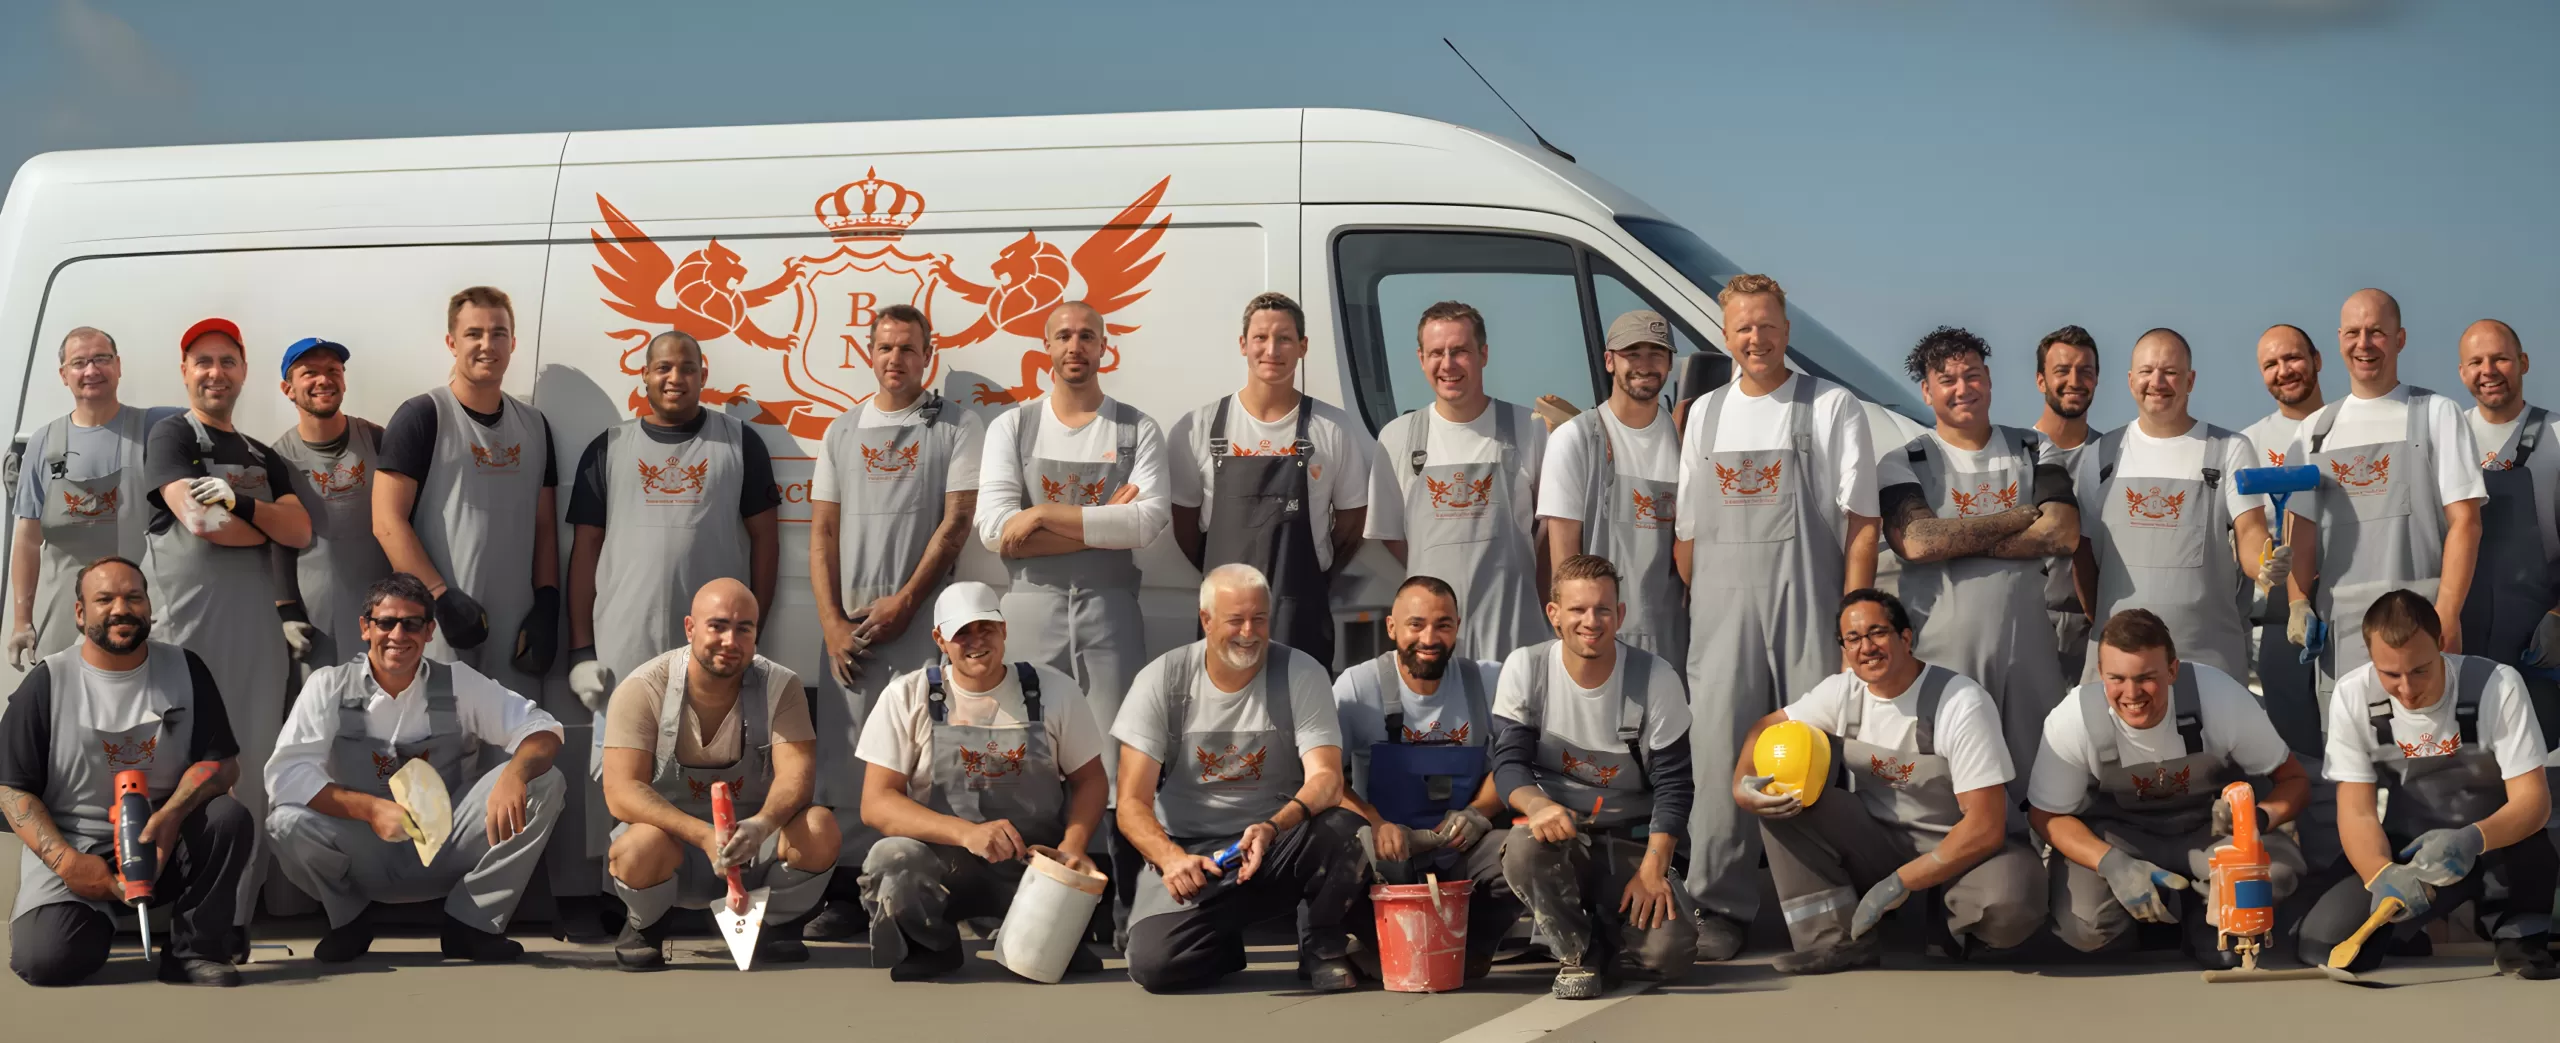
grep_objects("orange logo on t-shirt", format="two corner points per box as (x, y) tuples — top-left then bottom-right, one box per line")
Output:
(1867, 755), (1918, 789)
(471, 444), (524, 471)
(62, 487), (118, 519)
(1948, 481), (2018, 517)
(2266, 449), (2285, 466)
(1714, 459), (1783, 497)
(2397, 733), (2461, 758)
(1194, 743), (1268, 783)
(2127, 765), (2192, 800)
(2330, 454), (2390, 490)
(2124, 486), (2187, 524)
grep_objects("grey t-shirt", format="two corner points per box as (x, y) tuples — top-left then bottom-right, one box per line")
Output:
(14, 407), (178, 519)
(1111, 644), (1342, 838)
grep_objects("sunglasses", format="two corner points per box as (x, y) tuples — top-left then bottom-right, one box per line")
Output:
(365, 614), (432, 634)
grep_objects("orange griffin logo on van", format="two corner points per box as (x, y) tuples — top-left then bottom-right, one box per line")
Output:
(590, 169), (1171, 439)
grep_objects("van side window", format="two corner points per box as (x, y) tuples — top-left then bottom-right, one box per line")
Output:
(1333, 231), (1600, 432)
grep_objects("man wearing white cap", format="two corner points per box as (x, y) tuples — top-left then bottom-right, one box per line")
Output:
(854, 582), (1110, 980)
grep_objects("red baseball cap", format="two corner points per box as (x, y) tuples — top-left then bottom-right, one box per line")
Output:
(179, 317), (242, 353)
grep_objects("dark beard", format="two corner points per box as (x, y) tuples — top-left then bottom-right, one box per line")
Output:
(83, 613), (150, 654)
(1397, 643), (1452, 681)
(2043, 389), (2087, 420)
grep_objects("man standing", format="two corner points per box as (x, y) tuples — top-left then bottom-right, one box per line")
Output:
(2282, 290), (2484, 689)
(2071, 329), (2272, 682)
(1113, 565), (1366, 993)
(264, 572), (567, 964)
(1369, 301), (1548, 660)
(600, 579), (838, 970)
(2454, 319), (2560, 741)
(1496, 554), (1698, 997)
(806, 303), (982, 936)
(269, 337), (394, 670)
(1, 557), (252, 986)
(1879, 326), (2079, 791)
(1674, 274), (1877, 956)
(1541, 310), (1683, 663)
(1733, 589), (2040, 975)
(9, 328), (161, 666)
(2246, 324), (2328, 761)
(145, 318), (312, 930)
(2295, 590), (2554, 978)
(2034, 326), (2100, 683)
(1170, 292), (1370, 672)
(855, 582), (1108, 980)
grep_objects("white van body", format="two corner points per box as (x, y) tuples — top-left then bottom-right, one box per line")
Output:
(0, 107), (1925, 703)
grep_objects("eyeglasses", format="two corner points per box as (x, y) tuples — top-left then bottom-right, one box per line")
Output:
(364, 614), (432, 634)
(1838, 626), (1898, 649)
(61, 354), (117, 372)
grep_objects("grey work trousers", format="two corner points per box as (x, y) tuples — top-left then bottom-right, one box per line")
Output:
(9, 795), (253, 986)
(607, 823), (836, 929)
(1501, 829), (1697, 980)
(858, 837), (1031, 962)
(2296, 831), (2559, 970)
(266, 767), (566, 932)
(2049, 819), (2306, 953)
(1762, 795), (2045, 952)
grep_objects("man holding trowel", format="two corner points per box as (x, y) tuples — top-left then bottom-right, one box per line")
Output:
(264, 572), (567, 964)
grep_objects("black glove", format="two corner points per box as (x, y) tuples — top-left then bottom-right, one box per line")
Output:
(513, 585), (562, 675)
(435, 586), (490, 649)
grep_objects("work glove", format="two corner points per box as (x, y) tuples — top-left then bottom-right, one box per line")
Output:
(1848, 873), (1911, 940)
(2524, 611), (2560, 668)
(568, 646), (614, 713)
(2397, 825), (2486, 887)
(185, 503), (235, 537)
(511, 586), (561, 675)
(6, 628), (35, 671)
(187, 475), (238, 509)
(434, 587), (490, 649)
(715, 816), (777, 874)
(1432, 808), (1494, 853)
(277, 602), (318, 662)
(2366, 862), (2435, 923)
(2210, 796), (2270, 838)
(2099, 847), (2190, 924)
(1735, 773), (1805, 820)
(2255, 539), (2291, 598)
(2286, 599), (2316, 648)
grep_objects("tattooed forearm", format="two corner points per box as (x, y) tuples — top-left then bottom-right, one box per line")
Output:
(161, 759), (236, 819)
(1882, 482), (2039, 564)
(1, 785), (71, 871)
(1988, 502), (2080, 560)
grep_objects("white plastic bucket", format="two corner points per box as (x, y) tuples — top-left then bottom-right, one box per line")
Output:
(989, 847), (1108, 983)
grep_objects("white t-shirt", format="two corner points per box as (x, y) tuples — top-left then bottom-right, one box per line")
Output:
(1365, 399), (1546, 543)
(1167, 393), (1374, 570)
(1333, 656), (1503, 791)
(1537, 400), (1679, 526)
(2074, 421), (2264, 526)
(2322, 655), (2549, 784)
(855, 662), (1106, 802)
(975, 394), (1171, 552)
(1784, 668), (2014, 795)
(810, 394), (986, 501)
(2282, 386), (2486, 518)
(1490, 643), (1691, 759)
(2241, 411), (2301, 470)
(1675, 373), (1878, 546)
(2466, 406), (2560, 565)
(2026, 663), (2293, 815)
(267, 659), (565, 810)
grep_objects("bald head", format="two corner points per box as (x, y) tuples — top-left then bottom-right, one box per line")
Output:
(684, 578), (761, 680)
(2343, 288), (2402, 332)
(2257, 323), (2323, 410)
(646, 330), (703, 365)
(2459, 318), (2529, 416)
(2133, 328), (2192, 367)
(2128, 328), (2197, 422)
(2463, 319), (2522, 354)
(691, 577), (757, 622)
(1045, 300), (1104, 338)
(2338, 289), (2407, 392)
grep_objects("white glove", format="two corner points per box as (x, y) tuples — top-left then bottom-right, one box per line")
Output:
(715, 816), (777, 873)
(281, 621), (318, 660)
(6, 628), (35, 671)
(186, 503), (235, 536)
(2286, 599), (2315, 648)
(570, 659), (614, 713)
(2256, 540), (2291, 597)
(188, 475), (238, 509)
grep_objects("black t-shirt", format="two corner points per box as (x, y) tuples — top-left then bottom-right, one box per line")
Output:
(378, 393), (560, 489)
(565, 412), (780, 528)
(0, 649), (239, 797)
(143, 414), (298, 537)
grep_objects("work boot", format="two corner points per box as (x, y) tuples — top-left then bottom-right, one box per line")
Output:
(314, 906), (377, 963)
(1772, 937), (1882, 975)
(756, 917), (812, 965)
(440, 915), (525, 962)
(888, 940), (965, 981)
(614, 919), (671, 971)
(550, 895), (614, 945)
(1302, 953), (1361, 992)
(1066, 943), (1106, 974)
(803, 898), (865, 942)
(1693, 912), (1747, 962)
(157, 955), (240, 987)
(2494, 935), (2560, 980)
(1551, 956), (1604, 999)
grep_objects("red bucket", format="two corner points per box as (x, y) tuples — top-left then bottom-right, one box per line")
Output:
(1369, 878), (1472, 993)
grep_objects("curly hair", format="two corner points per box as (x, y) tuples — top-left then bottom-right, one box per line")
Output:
(1904, 326), (1991, 384)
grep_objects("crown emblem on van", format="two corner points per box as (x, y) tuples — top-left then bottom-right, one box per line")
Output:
(816, 168), (925, 241)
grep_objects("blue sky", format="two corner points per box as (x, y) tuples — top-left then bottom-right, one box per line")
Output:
(3, 0), (2551, 430)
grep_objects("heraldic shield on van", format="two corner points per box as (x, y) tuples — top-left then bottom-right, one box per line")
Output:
(588, 169), (1172, 439)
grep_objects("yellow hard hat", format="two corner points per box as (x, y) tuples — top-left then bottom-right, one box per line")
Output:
(1753, 720), (1831, 807)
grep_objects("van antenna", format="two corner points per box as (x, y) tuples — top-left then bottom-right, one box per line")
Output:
(1443, 38), (1575, 164)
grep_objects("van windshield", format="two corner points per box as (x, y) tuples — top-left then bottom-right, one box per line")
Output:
(1617, 216), (1925, 420)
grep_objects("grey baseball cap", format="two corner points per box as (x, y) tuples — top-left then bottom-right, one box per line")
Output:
(1605, 310), (1673, 353)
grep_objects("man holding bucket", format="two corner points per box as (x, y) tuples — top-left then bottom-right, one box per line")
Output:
(853, 581), (1110, 981)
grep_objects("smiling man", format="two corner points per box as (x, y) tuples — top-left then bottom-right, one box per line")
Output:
(2454, 320), (2560, 749)
(2034, 326), (2101, 683)
(269, 337), (394, 673)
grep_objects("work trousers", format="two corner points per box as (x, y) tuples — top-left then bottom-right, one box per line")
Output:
(858, 837), (1033, 963)
(2049, 819), (2306, 953)
(1350, 825), (1524, 969)
(2296, 832), (2559, 971)
(2054, 609), (2090, 688)
(1762, 795), (2044, 952)
(608, 824), (835, 929)
(266, 767), (565, 932)
(1124, 808), (1367, 993)
(10, 795), (253, 986)
(1501, 829), (1698, 979)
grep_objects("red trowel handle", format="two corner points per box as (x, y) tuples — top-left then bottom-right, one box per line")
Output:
(711, 782), (747, 914)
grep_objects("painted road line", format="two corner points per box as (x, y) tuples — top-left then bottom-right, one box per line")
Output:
(1433, 980), (1661, 1043)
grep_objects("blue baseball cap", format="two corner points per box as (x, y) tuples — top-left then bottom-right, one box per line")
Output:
(279, 337), (350, 379)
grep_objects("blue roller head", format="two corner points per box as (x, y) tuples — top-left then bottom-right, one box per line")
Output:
(2235, 465), (2322, 498)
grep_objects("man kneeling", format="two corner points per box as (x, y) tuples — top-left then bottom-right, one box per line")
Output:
(1115, 564), (1367, 993)
(856, 582), (1110, 980)
(266, 572), (567, 963)
(1734, 589), (2043, 975)
(601, 579), (838, 970)
(2028, 609), (2309, 968)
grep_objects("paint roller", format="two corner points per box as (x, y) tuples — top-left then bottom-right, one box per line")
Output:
(2235, 464), (2326, 662)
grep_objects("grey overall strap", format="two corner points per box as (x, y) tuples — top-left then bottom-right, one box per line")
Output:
(1406, 408), (1430, 476)
(1209, 395), (1314, 475)
(1455, 657), (1489, 744)
(2096, 426), (2126, 485)
(2517, 408), (2550, 467)
(423, 660), (458, 736)
(1010, 401), (1043, 509)
(2370, 655), (2492, 747)
(2080, 682), (2121, 767)
(1160, 644), (1205, 785)
(1620, 649), (1653, 790)
(1909, 665), (1953, 757)
(2307, 399), (2347, 455)
(1373, 653), (1404, 744)
(2171, 663), (2205, 755)
(925, 664), (948, 723)
(925, 661), (1041, 724)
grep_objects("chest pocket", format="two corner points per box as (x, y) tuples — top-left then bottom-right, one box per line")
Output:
(1912, 431), (2037, 520)
(842, 395), (946, 516)
(2095, 429), (2228, 571)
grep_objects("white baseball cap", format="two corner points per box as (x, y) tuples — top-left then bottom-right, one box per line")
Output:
(931, 581), (1006, 638)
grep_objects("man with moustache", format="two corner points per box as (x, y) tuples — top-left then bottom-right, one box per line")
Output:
(268, 338), (394, 672)
(1, 557), (251, 986)
(1879, 327), (2079, 800)
(1673, 274), (1879, 958)
(2034, 326), (2101, 682)
(2245, 324), (2327, 762)
(10, 328), (168, 667)
(144, 319), (312, 936)
(1171, 292), (1371, 672)
(803, 303), (983, 939)
(1542, 311), (1684, 663)
(2455, 320), (2560, 746)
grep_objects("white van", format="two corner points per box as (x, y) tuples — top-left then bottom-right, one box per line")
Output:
(0, 107), (1925, 703)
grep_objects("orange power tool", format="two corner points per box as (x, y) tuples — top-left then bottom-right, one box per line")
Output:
(108, 769), (157, 960)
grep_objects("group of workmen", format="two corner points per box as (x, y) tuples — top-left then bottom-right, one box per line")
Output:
(2, 277), (2552, 996)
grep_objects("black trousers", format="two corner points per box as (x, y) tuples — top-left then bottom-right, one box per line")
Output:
(10, 795), (254, 986)
(2296, 830), (2560, 970)
(1125, 808), (1367, 992)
